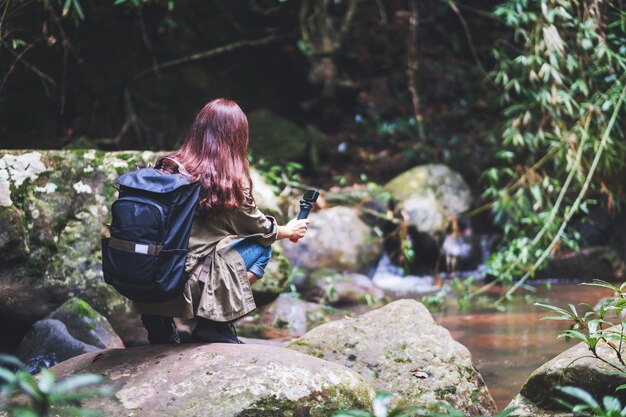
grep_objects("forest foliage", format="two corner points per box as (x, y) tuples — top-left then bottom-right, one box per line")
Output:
(0, 0), (625, 289)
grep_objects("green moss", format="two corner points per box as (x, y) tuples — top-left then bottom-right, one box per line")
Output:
(66, 298), (97, 319)
(234, 383), (372, 417)
(288, 340), (326, 359)
(435, 386), (457, 397)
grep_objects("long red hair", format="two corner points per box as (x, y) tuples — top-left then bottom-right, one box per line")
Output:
(166, 98), (253, 215)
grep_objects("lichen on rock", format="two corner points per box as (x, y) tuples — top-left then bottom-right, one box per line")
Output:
(289, 299), (496, 416)
(49, 343), (374, 417)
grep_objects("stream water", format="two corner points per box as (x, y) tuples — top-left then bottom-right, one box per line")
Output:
(431, 280), (614, 410)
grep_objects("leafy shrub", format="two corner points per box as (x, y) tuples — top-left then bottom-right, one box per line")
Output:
(0, 354), (114, 417)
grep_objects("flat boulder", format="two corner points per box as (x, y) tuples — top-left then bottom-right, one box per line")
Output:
(50, 344), (374, 417)
(289, 299), (496, 415)
(280, 206), (383, 274)
(506, 329), (626, 416)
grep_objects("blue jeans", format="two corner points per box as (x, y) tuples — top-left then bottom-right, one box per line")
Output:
(230, 238), (273, 279)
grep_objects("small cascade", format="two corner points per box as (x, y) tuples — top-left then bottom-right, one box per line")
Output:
(372, 254), (439, 296)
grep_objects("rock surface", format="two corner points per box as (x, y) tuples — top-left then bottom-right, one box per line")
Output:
(13, 319), (100, 373)
(237, 293), (349, 340)
(48, 298), (124, 350)
(280, 206), (383, 274)
(289, 299), (496, 415)
(505, 331), (626, 417)
(384, 164), (472, 238)
(535, 246), (626, 282)
(0, 150), (289, 349)
(13, 298), (123, 372)
(50, 344), (374, 417)
(247, 109), (310, 163)
(301, 269), (384, 306)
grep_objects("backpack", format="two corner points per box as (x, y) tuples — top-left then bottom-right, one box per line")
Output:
(101, 157), (201, 302)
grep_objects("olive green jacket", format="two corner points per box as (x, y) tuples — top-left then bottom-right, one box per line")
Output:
(134, 185), (278, 321)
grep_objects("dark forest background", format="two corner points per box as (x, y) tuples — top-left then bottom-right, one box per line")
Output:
(0, 0), (501, 182)
(1, 0), (625, 285)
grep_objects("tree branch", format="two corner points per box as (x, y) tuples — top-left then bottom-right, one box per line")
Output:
(132, 34), (281, 81)
(447, 0), (486, 74)
(407, 0), (425, 139)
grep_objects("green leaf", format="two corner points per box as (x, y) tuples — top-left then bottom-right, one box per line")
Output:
(53, 374), (105, 394)
(0, 367), (17, 384)
(332, 411), (373, 417)
(53, 406), (104, 417)
(0, 354), (25, 369)
(18, 376), (44, 402)
(72, 0), (85, 19)
(62, 0), (72, 16)
(603, 396), (622, 412)
(557, 386), (599, 408)
(38, 369), (56, 394)
(10, 407), (39, 417)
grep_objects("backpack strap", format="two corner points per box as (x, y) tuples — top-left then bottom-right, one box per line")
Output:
(108, 236), (162, 256)
(155, 157), (191, 177)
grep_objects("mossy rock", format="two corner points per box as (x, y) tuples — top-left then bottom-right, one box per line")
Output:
(0, 150), (160, 346)
(289, 299), (496, 415)
(50, 344), (375, 417)
(301, 269), (384, 307)
(0, 205), (28, 262)
(0, 149), (288, 347)
(384, 164), (472, 238)
(48, 297), (124, 350)
(248, 109), (310, 163)
(504, 325), (626, 416)
(237, 293), (349, 340)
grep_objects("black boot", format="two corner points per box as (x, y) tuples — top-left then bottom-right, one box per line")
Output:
(141, 315), (181, 345)
(192, 318), (244, 344)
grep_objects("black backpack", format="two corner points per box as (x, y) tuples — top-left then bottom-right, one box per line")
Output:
(101, 157), (201, 302)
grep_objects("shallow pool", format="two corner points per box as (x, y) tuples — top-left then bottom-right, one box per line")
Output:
(432, 281), (614, 410)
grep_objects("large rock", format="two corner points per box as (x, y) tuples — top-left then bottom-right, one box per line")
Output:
(280, 206), (383, 274)
(0, 205), (28, 263)
(250, 168), (283, 221)
(237, 293), (349, 340)
(13, 298), (123, 373)
(0, 150), (151, 348)
(289, 299), (496, 415)
(247, 109), (310, 163)
(535, 246), (626, 282)
(0, 150), (289, 349)
(48, 297), (124, 350)
(50, 344), (374, 417)
(506, 330), (626, 417)
(384, 164), (472, 238)
(301, 269), (384, 307)
(13, 319), (100, 373)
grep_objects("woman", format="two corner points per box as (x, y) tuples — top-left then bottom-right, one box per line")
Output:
(135, 98), (309, 344)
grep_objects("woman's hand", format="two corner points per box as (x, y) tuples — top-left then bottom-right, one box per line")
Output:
(277, 218), (310, 240)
